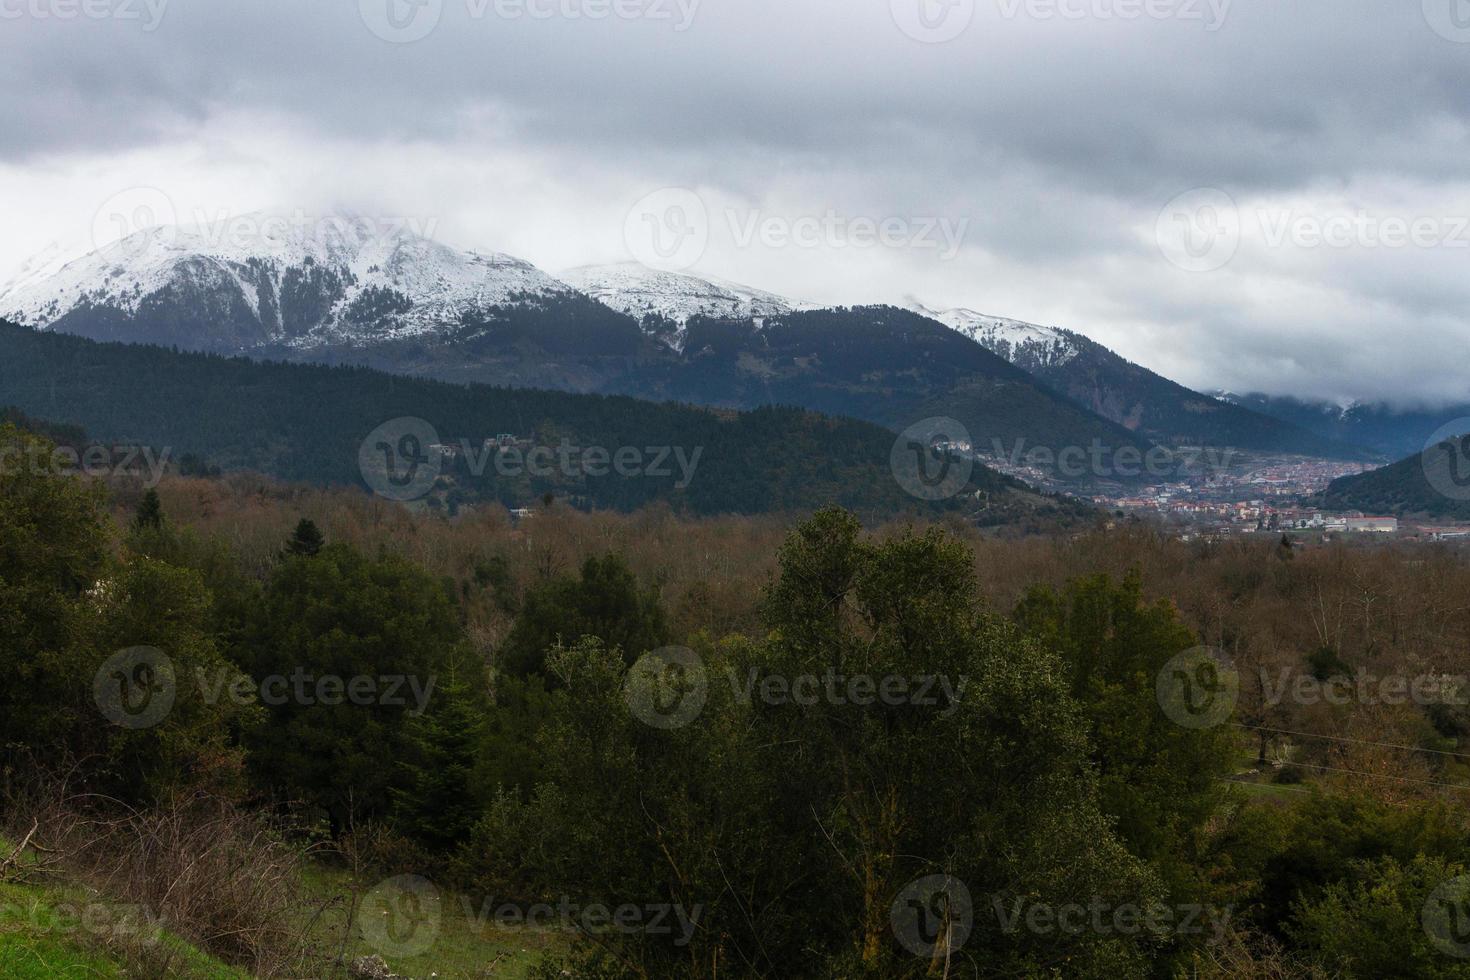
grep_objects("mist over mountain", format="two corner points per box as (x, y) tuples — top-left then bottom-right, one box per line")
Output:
(907, 301), (1365, 460)
(1218, 392), (1470, 461)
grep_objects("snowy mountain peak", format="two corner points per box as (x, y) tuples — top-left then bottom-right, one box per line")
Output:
(559, 262), (809, 350)
(0, 210), (570, 351)
(904, 298), (1083, 369)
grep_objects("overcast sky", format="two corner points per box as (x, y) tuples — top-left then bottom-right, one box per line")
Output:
(3, 0), (1469, 406)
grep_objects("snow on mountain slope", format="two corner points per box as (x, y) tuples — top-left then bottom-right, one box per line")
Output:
(0, 212), (571, 349)
(560, 262), (808, 350)
(905, 298), (1082, 370)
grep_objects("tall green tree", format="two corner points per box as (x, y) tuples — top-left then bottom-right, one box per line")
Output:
(284, 518), (324, 558)
(132, 488), (164, 532)
(0, 424), (246, 799)
(391, 660), (489, 851)
(499, 553), (667, 677)
(1013, 572), (1235, 899)
(472, 510), (1161, 978)
(235, 544), (468, 832)
(0, 424), (109, 750)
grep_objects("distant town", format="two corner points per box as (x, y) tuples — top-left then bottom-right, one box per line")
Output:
(977, 447), (1470, 541)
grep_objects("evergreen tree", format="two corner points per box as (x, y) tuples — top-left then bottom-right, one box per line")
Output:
(499, 553), (668, 678)
(285, 518), (325, 558)
(235, 543), (468, 832)
(132, 488), (164, 531)
(470, 510), (1160, 977)
(391, 661), (488, 851)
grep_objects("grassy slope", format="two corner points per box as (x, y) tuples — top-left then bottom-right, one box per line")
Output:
(0, 880), (247, 980)
(302, 866), (565, 978)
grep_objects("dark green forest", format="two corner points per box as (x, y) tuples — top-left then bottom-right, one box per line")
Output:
(6, 415), (1470, 977)
(0, 319), (1086, 523)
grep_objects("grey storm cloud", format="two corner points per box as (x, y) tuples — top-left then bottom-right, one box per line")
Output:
(3, 0), (1469, 405)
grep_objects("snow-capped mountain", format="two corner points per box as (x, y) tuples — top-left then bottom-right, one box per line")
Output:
(559, 262), (808, 350)
(905, 299), (1362, 458)
(904, 299), (1082, 371)
(0, 212), (573, 353)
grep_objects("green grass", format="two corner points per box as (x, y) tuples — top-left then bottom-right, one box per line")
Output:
(0, 823), (564, 980)
(1223, 749), (1312, 805)
(302, 865), (567, 978)
(0, 879), (249, 980)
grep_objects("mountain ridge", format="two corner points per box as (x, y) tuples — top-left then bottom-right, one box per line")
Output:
(2, 217), (1369, 475)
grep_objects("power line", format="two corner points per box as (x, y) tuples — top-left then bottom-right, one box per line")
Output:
(1232, 722), (1470, 763)
(1271, 759), (1470, 792)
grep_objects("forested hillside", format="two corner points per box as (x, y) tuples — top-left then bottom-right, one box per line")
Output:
(5, 437), (1470, 977)
(0, 319), (1089, 523)
(1323, 434), (1470, 520)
